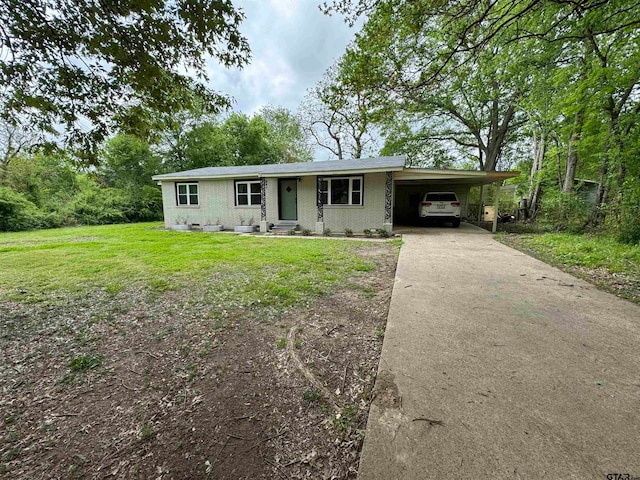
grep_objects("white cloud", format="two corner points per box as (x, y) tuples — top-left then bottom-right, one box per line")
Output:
(268, 0), (298, 20)
(205, 0), (360, 115)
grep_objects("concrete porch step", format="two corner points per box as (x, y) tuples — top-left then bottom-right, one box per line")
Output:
(270, 221), (298, 232)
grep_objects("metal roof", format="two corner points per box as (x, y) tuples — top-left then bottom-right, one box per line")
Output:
(395, 168), (520, 186)
(152, 156), (407, 181)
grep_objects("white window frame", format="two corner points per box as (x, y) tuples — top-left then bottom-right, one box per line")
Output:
(320, 176), (363, 206)
(176, 182), (199, 206)
(235, 180), (262, 206)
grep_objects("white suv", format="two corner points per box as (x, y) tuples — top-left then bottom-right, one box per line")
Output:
(418, 192), (461, 227)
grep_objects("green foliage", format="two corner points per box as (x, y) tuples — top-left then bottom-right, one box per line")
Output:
(101, 134), (161, 189)
(259, 105), (314, 163)
(276, 338), (286, 349)
(332, 404), (360, 435)
(363, 229), (373, 238)
(617, 181), (640, 245)
(160, 108), (310, 172)
(139, 423), (155, 442)
(503, 233), (640, 275)
(0, 0), (250, 157)
(344, 228), (353, 237)
(302, 229), (312, 236)
(299, 55), (379, 159)
(0, 187), (61, 231)
(68, 355), (103, 372)
(302, 389), (322, 407)
(3, 152), (79, 209)
(538, 191), (592, 233)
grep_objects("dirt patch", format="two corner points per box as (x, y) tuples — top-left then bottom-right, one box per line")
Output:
(0, 243), (398, 479)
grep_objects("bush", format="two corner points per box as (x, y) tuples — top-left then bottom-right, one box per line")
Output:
(344, 228), (353, 237)
(66, 188), (129, 225)
(618, 204), (640, 245)
(539, 191), (592, 232)
(0, 187), (62, 231)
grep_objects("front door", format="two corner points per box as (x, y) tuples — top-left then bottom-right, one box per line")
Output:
(279, 179), (298, 220)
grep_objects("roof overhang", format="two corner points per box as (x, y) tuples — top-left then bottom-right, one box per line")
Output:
(394, 168), (519, 186)
(152, 166), (404, 182)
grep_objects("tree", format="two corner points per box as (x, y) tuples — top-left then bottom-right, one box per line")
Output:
(299, 54), (379, 160)
(329, 2), (528, 170)
(158, 108), (309, 172)
(0, 119), (41, 171)
(259, 105), (313, 163)
(0, 0), (250, 159)
(324, 0), (640, 235)
(101, 134), (161, 189)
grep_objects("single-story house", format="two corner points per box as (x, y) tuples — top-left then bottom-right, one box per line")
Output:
(152, 156), (518, 234)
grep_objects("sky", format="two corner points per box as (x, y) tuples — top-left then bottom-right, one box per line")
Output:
(205, 0), (361, 117)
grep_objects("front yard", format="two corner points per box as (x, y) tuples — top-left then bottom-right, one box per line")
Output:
(0, 223), (400, 479)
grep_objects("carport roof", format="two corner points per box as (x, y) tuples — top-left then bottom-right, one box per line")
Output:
(395, 168), (519, 185)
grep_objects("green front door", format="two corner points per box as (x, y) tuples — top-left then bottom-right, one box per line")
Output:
(279, 179), (298, 220)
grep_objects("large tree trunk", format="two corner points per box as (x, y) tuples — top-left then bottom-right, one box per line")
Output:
(562, 110), (584, 192)
(590, 100), (621, 226)
(527, 130), (545, 220)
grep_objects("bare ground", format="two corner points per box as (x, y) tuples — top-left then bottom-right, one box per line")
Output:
(0, 244), (398, 479)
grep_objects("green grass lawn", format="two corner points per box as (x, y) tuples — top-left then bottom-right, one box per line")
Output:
(0, 223), (377, 304)
(497, 232), (640, 275)
(497, 232), (640, 303)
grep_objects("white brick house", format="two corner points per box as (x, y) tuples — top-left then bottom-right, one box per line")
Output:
(152, 156), (517, 234)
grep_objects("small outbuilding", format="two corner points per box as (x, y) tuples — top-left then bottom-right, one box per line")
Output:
(152, 156), (518, 234)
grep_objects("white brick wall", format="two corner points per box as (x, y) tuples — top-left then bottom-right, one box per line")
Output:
(160, 172), (391, 233)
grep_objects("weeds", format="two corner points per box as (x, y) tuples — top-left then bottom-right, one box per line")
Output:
(68, 354), (103, 372)
(302, 389), (322, 407)
(332, 404), (360, 435)
(139, 423), (154, 441)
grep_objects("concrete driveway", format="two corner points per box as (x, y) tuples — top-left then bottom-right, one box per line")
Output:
(358, 224), (640, 479)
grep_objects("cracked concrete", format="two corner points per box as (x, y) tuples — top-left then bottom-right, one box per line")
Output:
(358, 224), (640, 479)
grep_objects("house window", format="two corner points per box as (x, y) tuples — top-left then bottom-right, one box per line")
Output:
(235, 180), (261, 206)
(320, 176), (363, 206)
(176, 183), (199, 206)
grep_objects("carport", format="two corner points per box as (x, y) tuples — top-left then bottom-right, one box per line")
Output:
(393, 168), (520, 232)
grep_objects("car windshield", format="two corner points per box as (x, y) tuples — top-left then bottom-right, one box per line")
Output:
(425, 193), (457, 201)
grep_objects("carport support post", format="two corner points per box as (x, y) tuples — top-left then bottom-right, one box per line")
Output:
(477, 185), (485, 227)
(491, 181), (501, 233)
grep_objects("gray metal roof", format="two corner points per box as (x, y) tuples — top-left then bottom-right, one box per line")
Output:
(152, 155), (407, 180)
